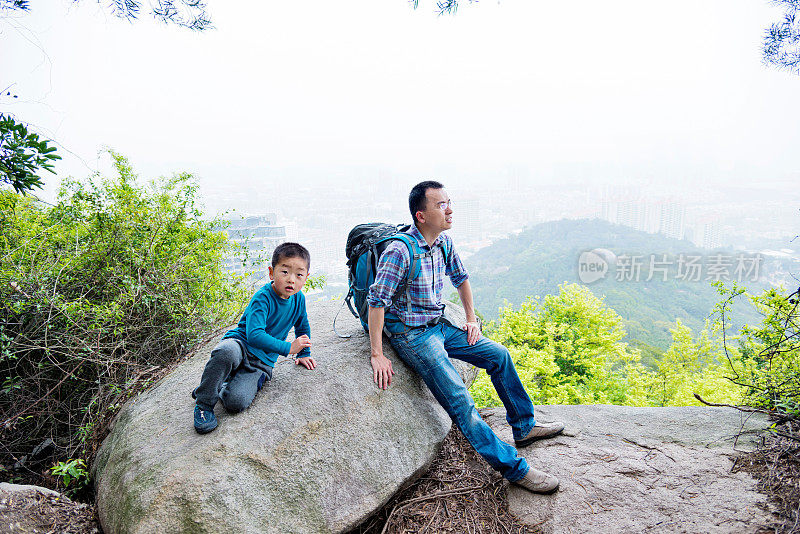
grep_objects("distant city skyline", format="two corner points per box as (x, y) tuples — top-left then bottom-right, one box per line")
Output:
(212, 175), (798, 290)
(2, 1), (799, 206)
(4, 0), (798, 285)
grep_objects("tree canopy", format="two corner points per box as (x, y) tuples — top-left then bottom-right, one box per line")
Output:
(0, 0), (211, 30)
(763, 0), (800, 74)
(425, 0), (800, 75)
(0, 0), (212, 195)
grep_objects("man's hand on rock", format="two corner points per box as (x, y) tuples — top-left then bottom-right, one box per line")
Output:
(371, 352), (394, 390)
(463, 321), (481, 346)
(289, 335), (312, 355)
(295, 356), (317, 370)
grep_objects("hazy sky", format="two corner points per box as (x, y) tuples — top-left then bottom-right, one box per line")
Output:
(2, 0), (798, 201)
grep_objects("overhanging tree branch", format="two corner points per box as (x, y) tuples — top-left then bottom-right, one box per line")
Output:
(764, 0), (800, 74)
(1, 1), (212, 31)
(0, 113), (61, 195)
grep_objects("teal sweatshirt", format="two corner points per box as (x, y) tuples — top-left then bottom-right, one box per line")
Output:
(223, 282), (311, 367)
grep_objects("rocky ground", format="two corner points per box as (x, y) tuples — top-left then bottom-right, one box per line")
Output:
(4, 412), (800, 533)
(0, 484), (99, 533)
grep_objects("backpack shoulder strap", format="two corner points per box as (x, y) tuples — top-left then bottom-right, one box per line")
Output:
(376, 233), (419, 302)
(439, 235), (451, 265)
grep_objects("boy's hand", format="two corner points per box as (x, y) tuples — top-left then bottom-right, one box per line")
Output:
(295, 356), (317, 370)
(289, 335), (312, 355)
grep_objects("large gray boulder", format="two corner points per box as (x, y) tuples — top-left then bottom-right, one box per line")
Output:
(484, 405), (776, 533)
(93, 300), (476, 534)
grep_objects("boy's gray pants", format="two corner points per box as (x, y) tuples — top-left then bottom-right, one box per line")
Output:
(195, 338), (273, 412)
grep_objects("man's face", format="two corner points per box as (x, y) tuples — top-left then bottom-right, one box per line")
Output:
(418, 188), (453, 232)
(268, 256), (308, 299)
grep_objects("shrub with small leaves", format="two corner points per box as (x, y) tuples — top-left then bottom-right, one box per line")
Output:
(50, 458), (89, 492)
(0, 152), (248, 477)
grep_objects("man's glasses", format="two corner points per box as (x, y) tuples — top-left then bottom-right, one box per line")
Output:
(435, 200), (453, 211)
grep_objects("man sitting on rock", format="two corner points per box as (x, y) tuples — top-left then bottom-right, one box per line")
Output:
(367, 181), (564, 494)
(193, 242), (316, 434)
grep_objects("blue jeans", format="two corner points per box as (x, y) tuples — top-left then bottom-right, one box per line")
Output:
(388, 320), (536, 482)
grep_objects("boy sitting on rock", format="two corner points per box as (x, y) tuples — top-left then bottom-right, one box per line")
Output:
(193, 242), (315, 434)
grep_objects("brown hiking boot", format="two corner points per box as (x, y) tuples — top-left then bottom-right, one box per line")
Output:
(515, 421), (565, 447)
(513, 467), (559, 494)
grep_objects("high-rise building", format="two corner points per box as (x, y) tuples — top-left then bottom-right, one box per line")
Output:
(658, 200), (686, 240)
(222, 214), (287, 285)
(689, 218), (722, 249)
(453, 197), (481, 243)
(600, 191), (657, 233)
(702, 221), (722, 249)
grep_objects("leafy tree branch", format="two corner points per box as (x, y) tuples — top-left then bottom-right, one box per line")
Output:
(0, 113), (61, 194)
(1, 0), (211, 30)
(764, 0), (800, 74)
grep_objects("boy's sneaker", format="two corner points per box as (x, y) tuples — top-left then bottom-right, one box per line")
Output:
(513, 467), (559, 494)
(515, 421), (565, 448)
(194, 405), (218, 434)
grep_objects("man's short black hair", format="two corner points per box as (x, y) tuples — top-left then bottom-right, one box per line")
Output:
(271, 242), (311, 271)
(409, 180), (444, 224)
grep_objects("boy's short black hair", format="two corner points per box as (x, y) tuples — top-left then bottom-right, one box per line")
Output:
(409, 180), (444, 224)
(271, 242), (311, 271)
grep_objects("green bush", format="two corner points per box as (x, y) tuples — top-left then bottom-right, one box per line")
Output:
(640, 318), (744, 407)
(715, 282), (800, 414)
(469, 282), (749, 408)
(0, 152), (248, 474)
(470, 283), (643, 406)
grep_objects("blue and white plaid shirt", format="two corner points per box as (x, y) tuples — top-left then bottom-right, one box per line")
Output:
(367, 224), (469, 327)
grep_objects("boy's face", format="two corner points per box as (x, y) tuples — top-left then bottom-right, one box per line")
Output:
(268, 256), (309, 299)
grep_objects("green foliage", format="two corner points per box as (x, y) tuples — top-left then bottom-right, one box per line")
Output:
(0, 152), (247, 468)
(470, 283), (643, 406)
(468, 282), (748, 409)
(304, 273), (327, 292)
(644, 319), (743, 407)
(716, 282), (800, 413)
(0, 113), (61, 194)
(50, 458), (89, 493)
(627, 338), (664, 369)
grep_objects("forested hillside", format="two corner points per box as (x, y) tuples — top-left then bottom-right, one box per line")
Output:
(464, 219), (793, 349)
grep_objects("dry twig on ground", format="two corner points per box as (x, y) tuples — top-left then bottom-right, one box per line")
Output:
(350, 415), (538, 534)
(735, 419), (800, 533)
(0, 488), (99, 533)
